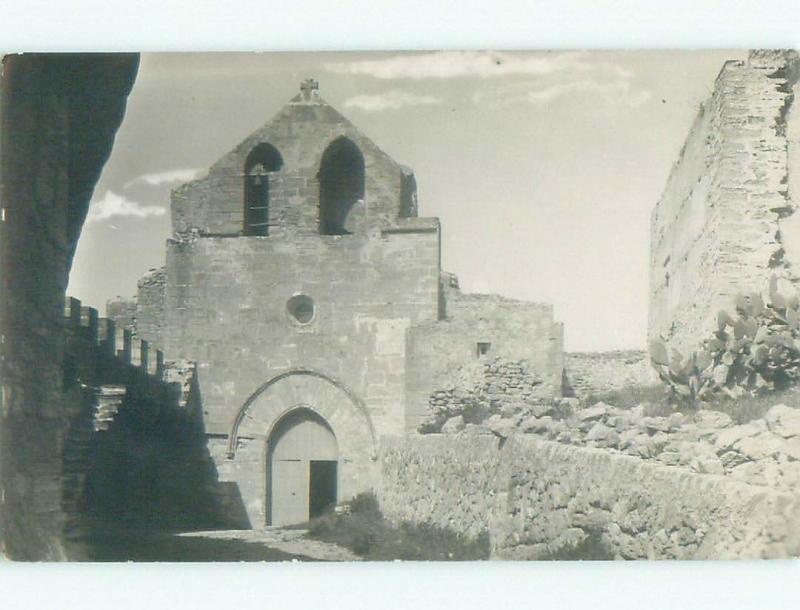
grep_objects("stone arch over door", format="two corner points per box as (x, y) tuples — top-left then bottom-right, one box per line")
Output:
(227, 369), (377, 527)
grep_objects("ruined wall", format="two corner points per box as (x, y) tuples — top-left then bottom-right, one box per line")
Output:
(650, 50), (800, 354)
(0, 54), (138, 560)
(564, 351), (658, 399)
(135, 267), (165, 345)
(405, 290), (564, 433)
(378, 434), (800, 559)
(106, 297), (136, 331)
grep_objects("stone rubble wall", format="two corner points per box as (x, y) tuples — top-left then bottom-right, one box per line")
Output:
(650, 50), (800, 355)
(418, 356), (557, 433)
(378, 433), (800, 559)
(564, 350), (658, 399)
(105, 297), (137, 332)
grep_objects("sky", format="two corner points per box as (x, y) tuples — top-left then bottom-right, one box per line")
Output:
(67, 50), (745, 352)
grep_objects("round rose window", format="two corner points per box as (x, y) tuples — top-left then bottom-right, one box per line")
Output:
(287, 294), (315, 324)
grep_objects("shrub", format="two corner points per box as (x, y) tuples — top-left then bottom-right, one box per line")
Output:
(650, 276), (800, 405)
(305, 492), (490, 560)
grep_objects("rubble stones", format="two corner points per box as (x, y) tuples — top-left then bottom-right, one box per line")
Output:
(441, 415), (465, 434)
(694, 410), (733, 430)
(765, 404), (800, 438)
(714, 421), (768, 452)
(578, 403), (609, 422)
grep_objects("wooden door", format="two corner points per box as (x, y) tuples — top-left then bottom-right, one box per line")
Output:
(267, 409), (338, 526)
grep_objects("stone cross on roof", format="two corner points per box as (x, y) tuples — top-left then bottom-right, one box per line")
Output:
(300, 78), (319, 101)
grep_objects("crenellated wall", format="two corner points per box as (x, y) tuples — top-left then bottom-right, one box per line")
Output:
(650, 50), (800, 354)
(57, 297), (229, 548)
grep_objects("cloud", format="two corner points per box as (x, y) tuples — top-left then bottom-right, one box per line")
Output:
(474, 78), (652, 108)
(326, 51), (650, 111)
(325, 51), (632, 81)
(123, 168), (203, 189)
(86, 190), (167, 223)
(344, 90), (444, 111)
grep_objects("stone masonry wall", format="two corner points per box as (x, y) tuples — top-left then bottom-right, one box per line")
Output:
(564, 350), (658, 399)
(165, 225), (440, 438)
(0, 54), (138, 560)
(650, 50), (800, 355)
(135, 267), (165, 346)
(171, 87), (415, 238)
(378, 434), (800, 559)
(405, 291), (564, 433)
(106, 297), (136, 331)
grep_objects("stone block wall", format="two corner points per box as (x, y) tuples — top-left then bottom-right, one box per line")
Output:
(135, 267), (165, 345)
(650, 50), (800, 355)
(171, 91), (415, 238)
(106, 297), (136, 331)
(405, 290), (564, 433)
(378, 434), (800, 559)
(564, 350), (658, 399)
(164, 225), (440, 438)
(0, 53), (138, 560)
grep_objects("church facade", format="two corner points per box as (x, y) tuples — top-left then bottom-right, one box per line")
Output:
(113, 80), (564, 528)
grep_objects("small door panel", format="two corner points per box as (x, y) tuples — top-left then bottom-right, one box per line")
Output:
(309, 460), (338, 519)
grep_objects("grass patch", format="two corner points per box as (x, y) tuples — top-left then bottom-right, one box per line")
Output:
(700, 383), (800, 424)
(585, 380), (800, 425)
(304, 493), (490, 561)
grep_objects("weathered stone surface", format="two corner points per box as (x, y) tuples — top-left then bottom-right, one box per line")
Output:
(0, 54), (139, 560)
(563, 351), (657, 400)
(765, 404), (800, 439)
(714, 420), (768, 452)
(586, 422), (613, 442)
(734, 431), (788, 461)
(441, 415), (465, 434)
(694, 410), (734, 430)
(650, 50), (800, 356)
(378, 435), (800, 559)
(531, 403), (554, 418)
(578, 403), (609, 422)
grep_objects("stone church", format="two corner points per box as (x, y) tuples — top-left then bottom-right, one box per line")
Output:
(111, 80), (564, 527)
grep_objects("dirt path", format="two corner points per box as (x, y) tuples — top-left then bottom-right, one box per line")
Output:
(177, 528), (360, 561)
(75, 527), (358, 562)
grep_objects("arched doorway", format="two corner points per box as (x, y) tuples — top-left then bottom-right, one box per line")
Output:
(266, 407), (338, 526)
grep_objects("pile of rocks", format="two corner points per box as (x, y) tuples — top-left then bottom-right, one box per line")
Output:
(439, 399), (800, 489)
